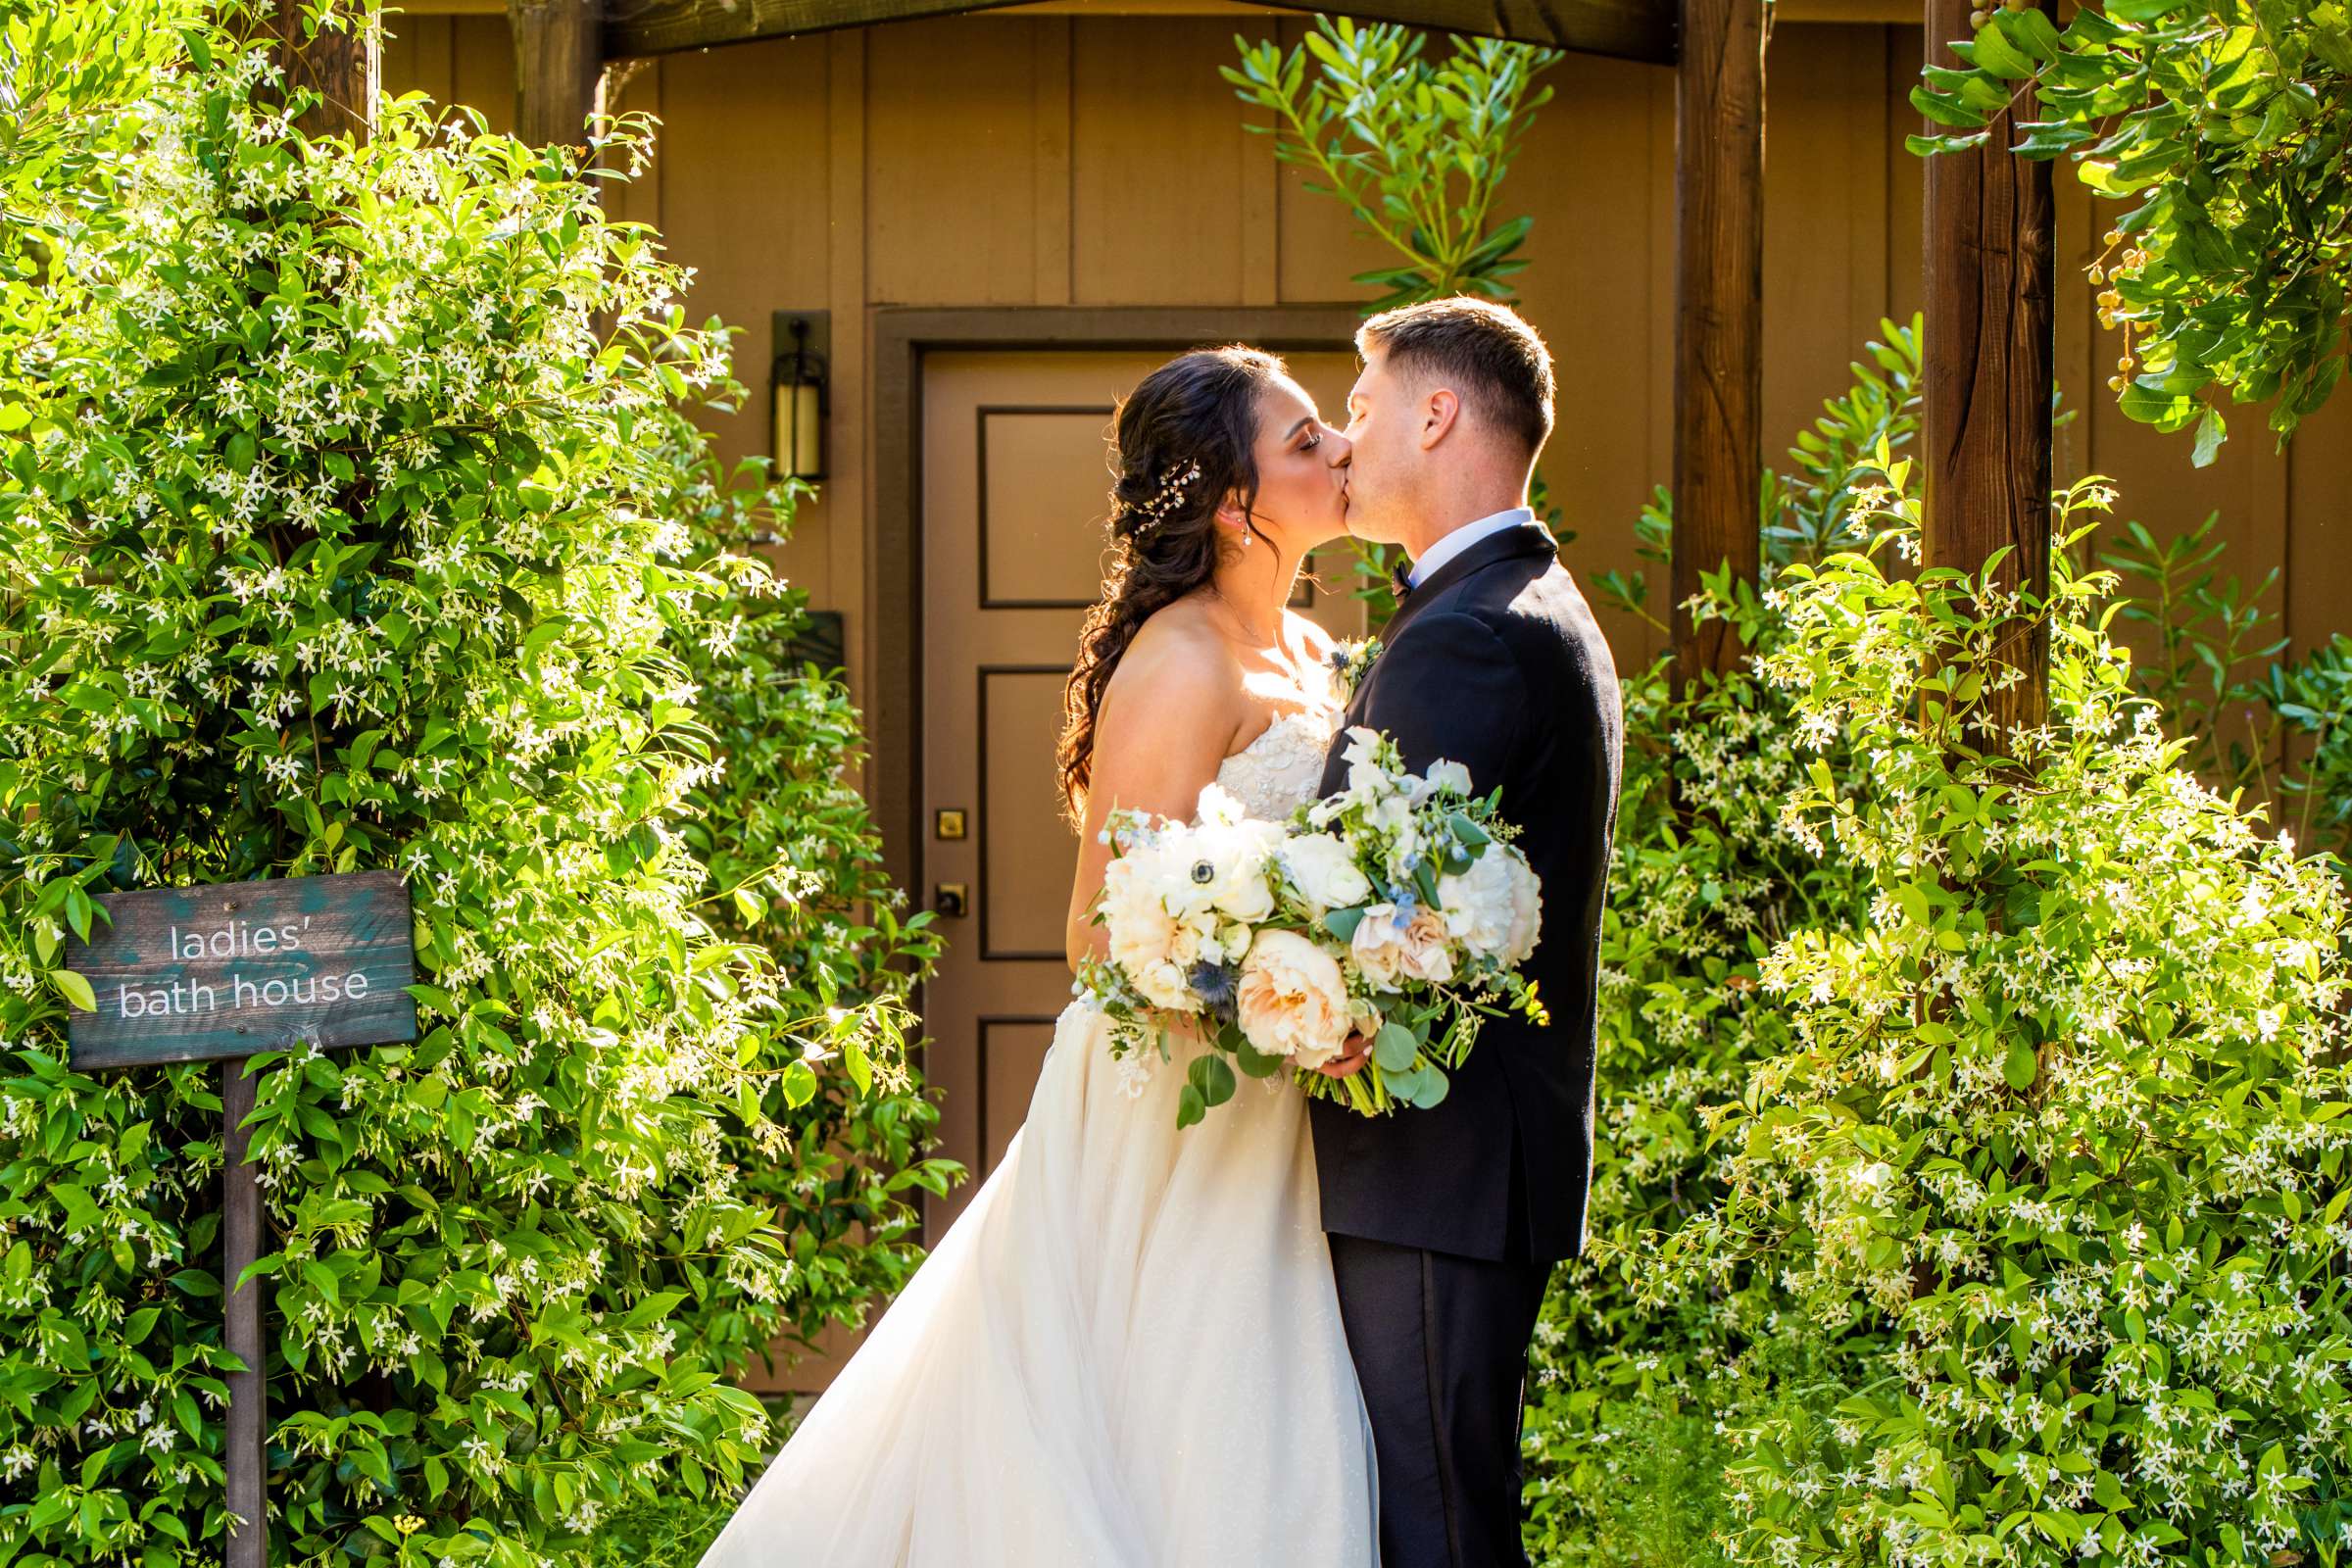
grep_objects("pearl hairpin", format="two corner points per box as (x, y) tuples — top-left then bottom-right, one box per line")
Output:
(1126, 460), (1202, 539)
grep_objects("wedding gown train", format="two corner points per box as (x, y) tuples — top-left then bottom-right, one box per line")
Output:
(695, 702), (1380, 1568)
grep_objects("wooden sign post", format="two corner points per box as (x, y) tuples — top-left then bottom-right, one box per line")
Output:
(63, 870), (418, 1568)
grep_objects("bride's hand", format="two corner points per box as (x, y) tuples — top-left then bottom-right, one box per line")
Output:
(1314, 1032), (1373, 1079)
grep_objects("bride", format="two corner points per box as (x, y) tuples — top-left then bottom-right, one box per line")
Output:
(695, 345), (1380, 1567)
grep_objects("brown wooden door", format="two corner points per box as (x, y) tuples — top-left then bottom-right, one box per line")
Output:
(918, 348), (1362, 1233)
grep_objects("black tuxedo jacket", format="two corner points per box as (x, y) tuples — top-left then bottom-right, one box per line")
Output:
(1310, 521), (1623, 1263)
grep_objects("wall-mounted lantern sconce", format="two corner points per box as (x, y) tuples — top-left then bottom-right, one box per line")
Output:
(769, 312), (830, 483)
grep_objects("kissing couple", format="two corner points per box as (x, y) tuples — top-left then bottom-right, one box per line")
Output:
(697, 295), (1624, 1568)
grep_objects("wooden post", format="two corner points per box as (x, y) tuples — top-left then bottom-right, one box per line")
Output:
(1671, 0), (1766, 693)
(509, 0), (607, 152)
(1922, 0), (2056, 742)
(222, 1061), (267, 1568)
(257, 0), (378, 142)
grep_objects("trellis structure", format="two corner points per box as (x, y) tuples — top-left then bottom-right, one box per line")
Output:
(262, 0), (2055, 698)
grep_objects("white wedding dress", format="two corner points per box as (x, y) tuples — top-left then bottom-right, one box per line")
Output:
(695, 702), (1380, 1568)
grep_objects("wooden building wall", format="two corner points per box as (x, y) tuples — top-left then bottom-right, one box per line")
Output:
(386, 5), (2350, 716)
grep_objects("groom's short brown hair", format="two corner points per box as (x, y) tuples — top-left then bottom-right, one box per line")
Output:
(1356, 297), (1554, 461)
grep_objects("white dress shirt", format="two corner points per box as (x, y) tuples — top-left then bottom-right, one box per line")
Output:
(1405, 506), (1537, 588)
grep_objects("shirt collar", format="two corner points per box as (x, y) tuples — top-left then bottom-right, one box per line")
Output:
(1405, 506), (1537, 588)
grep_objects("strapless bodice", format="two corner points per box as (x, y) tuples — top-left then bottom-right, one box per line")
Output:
(1214, 704), (1344, 823)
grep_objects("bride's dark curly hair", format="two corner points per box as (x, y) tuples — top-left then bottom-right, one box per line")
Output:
(1056, 345), (1287, 823)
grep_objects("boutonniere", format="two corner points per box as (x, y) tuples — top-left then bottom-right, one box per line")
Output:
(1329, 636), (1383, 700)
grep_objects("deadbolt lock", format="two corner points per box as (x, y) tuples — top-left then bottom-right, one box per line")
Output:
(934, 883), (969, 918)
(935, 808), (968, 841)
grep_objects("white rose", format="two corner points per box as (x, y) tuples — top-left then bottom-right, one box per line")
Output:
(1133, 958), (1198, 1013)
(1280, 832), (1372, 913)
(1349, 903), (1455, 990)
(1236, 929), (1352, 1068)
(1438, 846), (1543, 965)
(1100, 846), (1201, 1012)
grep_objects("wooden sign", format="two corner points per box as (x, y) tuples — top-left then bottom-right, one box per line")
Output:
(58, 868), (418, 1568)
(63, 870), (416, 1070)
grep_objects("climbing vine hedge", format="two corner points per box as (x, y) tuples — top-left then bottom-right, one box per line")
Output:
(0, 4), (938, 1563)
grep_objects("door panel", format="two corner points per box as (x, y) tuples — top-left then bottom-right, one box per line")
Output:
(977, 664), (1076, 959)
(920, 348), (1361, 1233)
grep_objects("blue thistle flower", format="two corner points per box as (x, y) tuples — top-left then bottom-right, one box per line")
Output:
(1189, 960), (1240, 1023)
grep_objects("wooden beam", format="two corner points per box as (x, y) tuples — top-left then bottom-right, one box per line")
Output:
(427, 0), (1892, 18)
(1234, 0), (1674, 58)
(607, 0), (1045, 55)
(509, 0), (604, 149)
(602, 0), (1674, 62)
(253, 0), (378, 140)
(1922, 0), (2054, 740)
(1670, 0), (1764, 690)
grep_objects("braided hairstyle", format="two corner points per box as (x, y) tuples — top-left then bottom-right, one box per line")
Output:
(1057, 345), (1286, 823)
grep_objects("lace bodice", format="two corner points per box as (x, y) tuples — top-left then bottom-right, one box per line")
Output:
(1215, 704), (1344, 823)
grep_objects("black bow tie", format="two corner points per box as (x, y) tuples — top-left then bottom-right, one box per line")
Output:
(1390, 555), (1415, 601)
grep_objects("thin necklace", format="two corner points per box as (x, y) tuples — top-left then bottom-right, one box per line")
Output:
(1206, 584), (1279, 648)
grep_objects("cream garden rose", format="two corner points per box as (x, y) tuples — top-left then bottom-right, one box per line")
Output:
(1100, 844), (1201, 1012)
(1438, 847), (1543, 965)
(1236, 929), (1352, 1069)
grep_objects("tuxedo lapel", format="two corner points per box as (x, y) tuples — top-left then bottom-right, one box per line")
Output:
(1326, 522), (1560, 793)
(1379, 522), (1558, 644)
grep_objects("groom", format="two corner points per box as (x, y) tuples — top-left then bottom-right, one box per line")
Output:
(1313, 297), (1624, 1568)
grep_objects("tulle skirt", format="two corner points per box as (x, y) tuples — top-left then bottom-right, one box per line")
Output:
(694, 998), (1380, 1567)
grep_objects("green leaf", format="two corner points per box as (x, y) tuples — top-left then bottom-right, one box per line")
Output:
(1908, 130), (1993, 156)
(2190, 405), (2227, 467)
(1911, 85), (1988, 128)
(1969, 22), (2039, 79)
(51, 969), (96, 1012)
(1322, 906), (1369, 942)
(1188, 1053), (1238, 1108)
(1992, 5), (2064, 60)
(1232, 1036), (1286, 1078)
(2002, 1038), (2038, 1092)
(1372, 1021), (1420, 1072)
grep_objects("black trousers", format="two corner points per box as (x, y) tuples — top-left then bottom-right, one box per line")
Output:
(1326, 1231), (1553, 1568)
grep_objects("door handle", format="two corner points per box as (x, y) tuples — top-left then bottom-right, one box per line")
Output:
(933, 883), (968, 918)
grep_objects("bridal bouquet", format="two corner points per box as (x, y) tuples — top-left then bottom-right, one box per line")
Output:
(1076, 726), (1546, 1128)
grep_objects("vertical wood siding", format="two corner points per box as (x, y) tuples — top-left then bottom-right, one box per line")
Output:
(385, 11), (2348, 698)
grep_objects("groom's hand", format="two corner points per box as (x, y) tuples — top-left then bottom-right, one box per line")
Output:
(1315, 1032), (1372, 1079)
